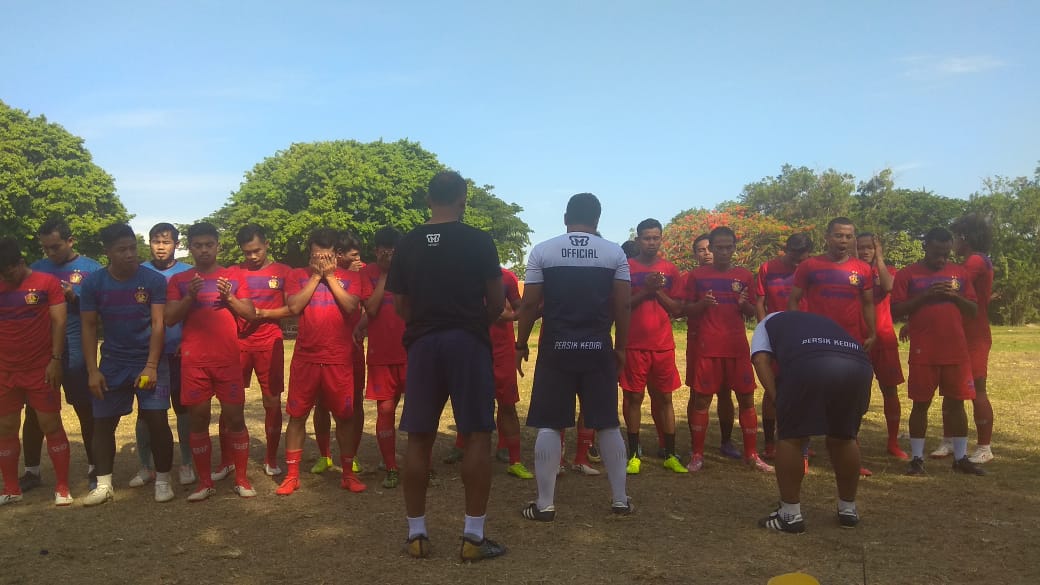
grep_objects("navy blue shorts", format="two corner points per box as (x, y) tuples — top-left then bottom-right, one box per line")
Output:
(92, 360), (171, 418)
(400, 329), (495, 435)
(61, 346), (92, 406)
(168, 354), (186, 414)
(526, 352), (620, 431)
(776, 355), (872, 440)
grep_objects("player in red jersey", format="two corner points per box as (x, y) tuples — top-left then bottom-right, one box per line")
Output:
(892, 228), (985, 476)
(0, 238), (74, 506)
(621, 219), (686, 475)
(754, 233), (812, 460)
(683, 227), (772, 473)
(165, 223), (258, 501)
(234, 224), (293, 477)
(857, 233), (908, 460)
(276, 228), (366, 495)
(358, 227), (408, 488)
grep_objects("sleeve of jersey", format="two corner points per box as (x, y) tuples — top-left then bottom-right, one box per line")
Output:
(891, 269), (909, 305)
(960, 268), (977, 302)
(745, 272), (758, 302)
(793, 261), (809, 290)
(963, 255), (984, 281)
(78, 275), (98, 312)
(347, 274), (363, 297)
(749, 319), (773, 356)
(44, 276), (63, 306)
(665, 265), (683, 299)
(151, 274), (167, 305)
(479, 234), (502, 280)
(359, 269), (374, 301)
(235, 271), (251, 300)
(525, 246), (544, 285)
(504, 271), (521, 303)
(284, 270), (303, 296)
(614, 249), (631, 282)
(754, 264), (767, 297)
(385, 250), (407, 294)
(681, 272), (697, 302)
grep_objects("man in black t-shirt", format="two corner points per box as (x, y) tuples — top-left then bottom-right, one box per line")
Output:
(750, 311), (872, 534)
(386, 170), (506, 562)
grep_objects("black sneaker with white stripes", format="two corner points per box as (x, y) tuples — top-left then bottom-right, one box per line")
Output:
(837, 508), (860, 528)
(759, 510), (806, 534)
(521, 502), (556, 522)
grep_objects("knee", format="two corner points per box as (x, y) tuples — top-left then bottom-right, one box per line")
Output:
(35, 414), (63, 435)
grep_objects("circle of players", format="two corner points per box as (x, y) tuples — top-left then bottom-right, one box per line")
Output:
(0, 211), (993, 508)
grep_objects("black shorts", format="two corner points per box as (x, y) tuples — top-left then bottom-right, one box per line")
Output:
(775, 355), (871, 440)
(168, 354), (186, 415)
(399, 329), (495, 435)
(526, 352), (619, 431)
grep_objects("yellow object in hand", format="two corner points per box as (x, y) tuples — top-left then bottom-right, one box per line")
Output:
(138, 375), (150, 389)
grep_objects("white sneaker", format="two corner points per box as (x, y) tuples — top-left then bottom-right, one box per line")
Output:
(54, 490), (74, 507)
(930, 440), (953, 459)
(128, 468), (156, 488)
(233, 484), (257, 498)
(82, 485), (115, 507)
(0, 493), (23, 506)
(186, 486), (216, 502)
(211, 464), (236, 481)
(154, 482), (175, 503)
(571, 463), (601, 476)
(968, 445), (994, 464)
(179, 465), (197, 486)
(264, 463), (282, 476)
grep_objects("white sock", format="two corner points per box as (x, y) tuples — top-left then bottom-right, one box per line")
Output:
(597, 427), (629, 505)
(407, 515), (427, 539)
(24, 466), (40, 476)
(780, 500), (801, 521)
(88, 464), (96, 474)
(463, 514), (485, 540)
(97, 474), (114, 489)
(838, 499), (857, 514)
(910, 438), (925, 459)
(534, 428), (562, 510)
(155, 472), (171, 484)
(952, 436), (968, 460)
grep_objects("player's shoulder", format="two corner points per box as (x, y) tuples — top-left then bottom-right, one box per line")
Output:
(500, 267), (518, 281)
(29, 270), (61, 287)
(76, 256), (103, 270)
(137, 266), (167, 287)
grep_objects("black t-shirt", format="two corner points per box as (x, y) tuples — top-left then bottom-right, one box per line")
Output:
(386, 221), (501, 347)
(751, 311), (871, 369)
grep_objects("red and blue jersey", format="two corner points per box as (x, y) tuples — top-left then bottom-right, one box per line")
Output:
(167, 267), (249, 367)
(80, 266), (167, 367)
(867, 265), (897, 346)
(234, 262), (292, 351)
(628, 257), (682, 351)
(793, 255), (871, 341)
(286, 268), (362, 365)
(961, 253), (993, 345)
(30, 254), (102, 348)
(142, 260), (194, 355)
(489, 268), (522, 353)
(0, 271), (64, 370)
(892, 262), (976, 365)
(755, 257), (805, 314)
(360, 263), (406, 365)
(682, 265), (755, 358)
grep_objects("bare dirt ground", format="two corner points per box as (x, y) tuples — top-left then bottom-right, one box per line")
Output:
(2, 329), (1038, 585)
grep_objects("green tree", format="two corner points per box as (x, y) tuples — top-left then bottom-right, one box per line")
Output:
(0, 100), (131, 261)
(202, 139), (530, 271)
(855, 169), (967, 242)
(738, 164), (856, 237)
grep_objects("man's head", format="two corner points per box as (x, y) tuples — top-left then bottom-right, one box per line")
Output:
(336, 231), (362, 270)
(693, 234), (712, 266)
(427, 171), (468, 219)
(564, 193), (601, 230)
(37, 218), (76, 264)
(186, 222), (221, 268)
(824, 217), (856, 259)
(621, 240), (638, 259)
(708, 226), (737, 267)
(236, 224), (269, 270)
(0, 237), (28, 286)
(950, 213), (993, 256)
(373, 226), (401, 269)
(100, 223), (139, 274)
(784, 233), (812, 267)
(148, 223), (180, 264)
(856, 232), (876, 264)
(306, 228), (340, 262)
(922, 228), (954, 271)
(635, 218), (663, 259)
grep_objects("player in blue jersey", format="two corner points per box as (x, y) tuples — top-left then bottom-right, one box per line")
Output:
(20, 219), (102, 493)
(79, 224), (174, 505)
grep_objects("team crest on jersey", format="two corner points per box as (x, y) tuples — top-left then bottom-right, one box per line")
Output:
(568, 235), (590, 247)
(731, 280), (743, 292)
(950, 278), (961, 291)
(268, 277), (281, 289)
(134, 287), (149, 304)
(426, 233), (441, 246)
(24, 289), (40, 305)
(848, 272), (861, 286)
(69, 271), (83, 284)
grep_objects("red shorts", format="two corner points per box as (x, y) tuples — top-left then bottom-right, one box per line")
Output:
(240, 339), (285, 397)
(288, 360), (354, 420)
(0, 369), (62, 416)
(180, 364), (244, 406)
(352, 343), (366, 396)
(869, 342), (905, 388)
(690, 356), (756, 396)
(366, 363), (407, 401)
(621, 349), (681, 393)
(493, 347), (519, 405)
(907, 362), (976, 402)
(967, 339), (991, 380)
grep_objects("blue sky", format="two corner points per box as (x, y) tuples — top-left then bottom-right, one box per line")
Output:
(2, 1), (1037, 250)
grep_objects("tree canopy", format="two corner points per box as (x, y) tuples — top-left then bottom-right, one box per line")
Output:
(0, 100), (130, 261)
(201, 139), (531, 272)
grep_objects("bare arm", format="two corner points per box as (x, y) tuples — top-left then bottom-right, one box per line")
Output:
(137, 303), (165, 390)
(363, 271), (388, 316)
(787, 286), (805, 311)
(611, 279), (632, 373)
(751, 352), (777, 402)
(46, 303), (67, 390)
(513, 283), (543, 377)
(325, 274), (360, 315)
(287, 274), (322, 315)
(860, 287), (876, 350)
(754, 295), (767, 322)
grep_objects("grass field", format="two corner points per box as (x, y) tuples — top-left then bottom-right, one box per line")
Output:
(1, 326), (1038, 585)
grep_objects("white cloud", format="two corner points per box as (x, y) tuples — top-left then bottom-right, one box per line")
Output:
(899, 55), (1006, 80)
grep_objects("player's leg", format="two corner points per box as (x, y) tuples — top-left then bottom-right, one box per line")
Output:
(63, 359), (96, 481)
(577, 360), (631, 513)
(621, 390), (645, 461)
(84, 415), (120, 506)
(761, 392), (777, 460)
(311, 405), (333, 473)
(649, 349), (684, 472)
(168, 355), (195, 484)
(31, 408), (73, 506)
(323, 363), (365, 492)
(970, 376), (993, 463)
(572, 412), (598, 474)
(214, 364), (253, 495)
(941, 363), (985, 475)
(376, 396), (401, 485)
(130, 415), (155, 486)
(278, 359), (319, 495)
(0, 388), (26, 503)
(18, 406), (44, 491)
(760, 436), (807, 532)
(403, 430), (437, 555)
(717, 388), (739, 459)
(253, 341), (285, 475)
(524, 360), (575, 519)
(619, 348), (647, 465)
(736, 389), (772, 472)
(350, 344), (365, 473)
(688, 357), (717, 471)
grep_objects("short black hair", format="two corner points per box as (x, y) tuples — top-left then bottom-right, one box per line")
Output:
(857, 232), (874, 240)
(923, 227), (953, 245)
(373, 226), (402, 249)
(149, 222), (179, 242)
(693, 233), (710, 248)
(38, 218), (72, 240)
(428, 170), (468, 205)
(708, 226), (737, 245)
(0, 237), (24, 270)
(826, 217), (855, 234)
(186, 222), (219, 243)
(636, 218), (663, 236)
(307, 228), (340, 251)
(337, 230), (361, 253)
(100, 223), (136, 248)
(950, 213), (993, 253)
(236, 224), (267, 246)
(785, 233), (813, 253)
(621, 240), (639, 258)
(564, 193), (601, 226)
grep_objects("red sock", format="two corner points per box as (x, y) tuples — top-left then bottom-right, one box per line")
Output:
(45, 430), (71, 491)
(340, 454), (355, 477)
(691, 409), (709, 456)
(739, 408), (759, 458)
(454, 433), (465, 449)
(503, 434), (523, 465)
(229, 429), (250, 486)
(974, 395), (994, 446)
(496, 420), (506, 450)
(0, 435), (21, 494)
(264, 406), (282, 465)
(217, 417), (233, 468)
(284, 449), (302, 480)
(574, 427), (594, 465)
(376, 410), (397, 471)
(882, 393), (902, 445)
(316, 432), (331, 459)
(190, 432), (214, 488)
